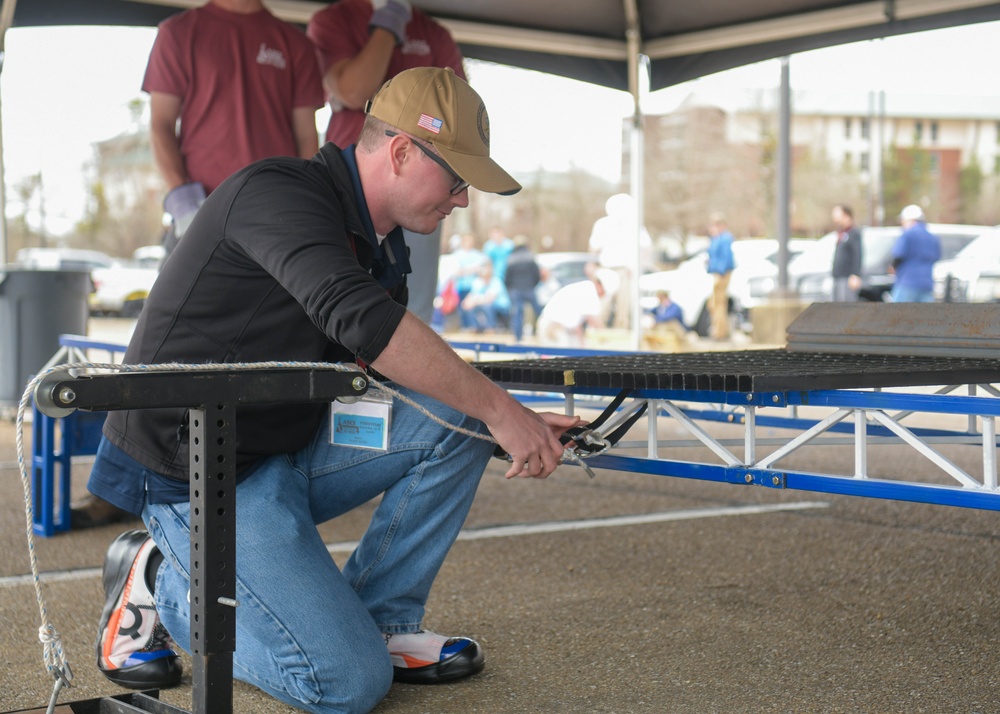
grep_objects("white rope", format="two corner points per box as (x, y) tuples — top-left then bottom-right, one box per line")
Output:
(17, 367), (76, 697)
(16, 358), (604, 706)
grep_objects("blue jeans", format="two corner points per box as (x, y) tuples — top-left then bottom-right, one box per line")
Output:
(891, 285), (934, 303)
(509, 288), (542, 341)
(462, 303), (501, 331)
(143, 385), (493, 713)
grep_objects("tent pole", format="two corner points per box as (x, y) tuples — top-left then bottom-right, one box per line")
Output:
(0, 0), (16, 266)
(776, 56), (791, 293)
(624, 0), (644, 351)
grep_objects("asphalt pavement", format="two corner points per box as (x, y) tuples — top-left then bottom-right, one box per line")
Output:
(1, 322), (999, 713)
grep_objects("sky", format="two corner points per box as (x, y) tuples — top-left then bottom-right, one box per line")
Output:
(1, 19), (999, 236)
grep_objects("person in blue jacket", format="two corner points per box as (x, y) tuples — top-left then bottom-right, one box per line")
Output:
(891, 204), (940, 303)
(706, 212), (735, 340)
(648, 290), (688, 331)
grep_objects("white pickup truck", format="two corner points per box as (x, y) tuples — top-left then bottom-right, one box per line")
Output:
(88, 245), (165, 317)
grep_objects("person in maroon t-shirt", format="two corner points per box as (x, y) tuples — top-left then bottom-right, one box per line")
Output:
(146, 0), (324, 255)
(308, 0), (465, 324)
(307, 0), (464, 147)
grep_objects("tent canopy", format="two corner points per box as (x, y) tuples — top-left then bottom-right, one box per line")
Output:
(7, 0), (999, 345)
(12, 0), (1000, 92)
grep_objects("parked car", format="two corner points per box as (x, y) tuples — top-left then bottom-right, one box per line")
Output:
(534, 251), (594, 306)
(728, 238), (815, 319)
(89, 246), (163, 317)
(932, 226), (1000, 302)
(12, 246), (162, 317)
(639, 239), (810, 336)
(89, 265), (159, 317)
(14, 247), (114, 271)
(132, 244), (166, 269)
(964, 266), (1000, 303)
(746, 224), (990, 306)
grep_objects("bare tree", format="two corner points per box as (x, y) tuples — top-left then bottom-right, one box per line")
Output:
(8, 172), (45, 253)
(75, 108), (165, 258)
(447, 168), (613, 253)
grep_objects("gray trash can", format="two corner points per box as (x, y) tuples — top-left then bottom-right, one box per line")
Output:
(0, 268), (91, 406)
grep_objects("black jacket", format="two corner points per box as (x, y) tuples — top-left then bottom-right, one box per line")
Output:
(103, 144), (408, 480)
(832, 226), (863, 279)
(504, 245), (541, 292)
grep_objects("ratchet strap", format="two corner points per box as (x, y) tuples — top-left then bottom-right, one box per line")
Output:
(559, 389), (647, 455)
(495, 389), (646, 460)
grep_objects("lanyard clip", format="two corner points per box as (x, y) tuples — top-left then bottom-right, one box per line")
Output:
(560, 426), (611, 457)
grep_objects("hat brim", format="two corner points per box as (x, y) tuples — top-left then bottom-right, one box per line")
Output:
(436, 145), (521, 196)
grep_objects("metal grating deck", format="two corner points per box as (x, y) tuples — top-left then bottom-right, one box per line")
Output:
(474, 349), (1000, 392)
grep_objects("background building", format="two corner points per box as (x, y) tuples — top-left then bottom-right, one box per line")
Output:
(638, 89), (1000, 248)
(83, 128), (165, 258)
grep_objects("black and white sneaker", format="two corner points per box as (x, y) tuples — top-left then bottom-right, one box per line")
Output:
(386, 630), (485, 684)
(96, 529), (182, 689)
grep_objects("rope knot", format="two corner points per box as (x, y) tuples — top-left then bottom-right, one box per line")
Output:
(37, 623), (59, 645)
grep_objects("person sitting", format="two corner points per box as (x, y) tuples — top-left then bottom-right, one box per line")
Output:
(451, 232), (487, 304)
(647, 290), (688, 334)
(460, 261), (510, 333)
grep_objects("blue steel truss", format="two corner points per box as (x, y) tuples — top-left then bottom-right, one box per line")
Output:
(509, 382), (1000, 512)
(33, 337), (1000, 525)
(455, 340), (1000, 512)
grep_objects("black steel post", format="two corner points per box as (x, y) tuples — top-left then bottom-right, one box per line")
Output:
(26, 366), (368, 714)
(189, 402), (237, 714)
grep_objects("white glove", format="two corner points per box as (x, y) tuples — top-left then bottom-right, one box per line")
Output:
(370, 0), (411, 44)
(164, 182), (206, 240)
(371, 0), (410, 10)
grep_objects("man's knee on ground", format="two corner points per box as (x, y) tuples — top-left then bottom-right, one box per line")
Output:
(243, 647), (392, 714)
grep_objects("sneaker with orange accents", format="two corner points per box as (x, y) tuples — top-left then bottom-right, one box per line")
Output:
(96, 529), (182, 689)
(385, 630), (485, 684)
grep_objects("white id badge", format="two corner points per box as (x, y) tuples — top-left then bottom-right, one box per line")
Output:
(330, 392), (392, 451)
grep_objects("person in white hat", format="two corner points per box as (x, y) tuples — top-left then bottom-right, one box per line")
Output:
(890, 204), (941, 303)
(86, 67), (582, 711)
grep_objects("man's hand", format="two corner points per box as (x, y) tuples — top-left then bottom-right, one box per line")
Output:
(370, 0), (411, 45)
(489, 408), (584, 480)
(369, 312), (583, 480)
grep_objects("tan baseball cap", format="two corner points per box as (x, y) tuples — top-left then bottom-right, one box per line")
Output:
(366, 67), (521, 196)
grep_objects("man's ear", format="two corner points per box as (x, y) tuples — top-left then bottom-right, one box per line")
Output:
(387, 134), (410, 178)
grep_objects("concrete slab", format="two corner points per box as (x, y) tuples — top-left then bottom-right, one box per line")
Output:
(2, 354), (999, 712)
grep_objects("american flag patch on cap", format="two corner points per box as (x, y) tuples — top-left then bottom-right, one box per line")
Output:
(417, 113), (443, 134)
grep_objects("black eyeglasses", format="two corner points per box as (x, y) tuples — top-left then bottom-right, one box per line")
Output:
(385, 130), (470, 195)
